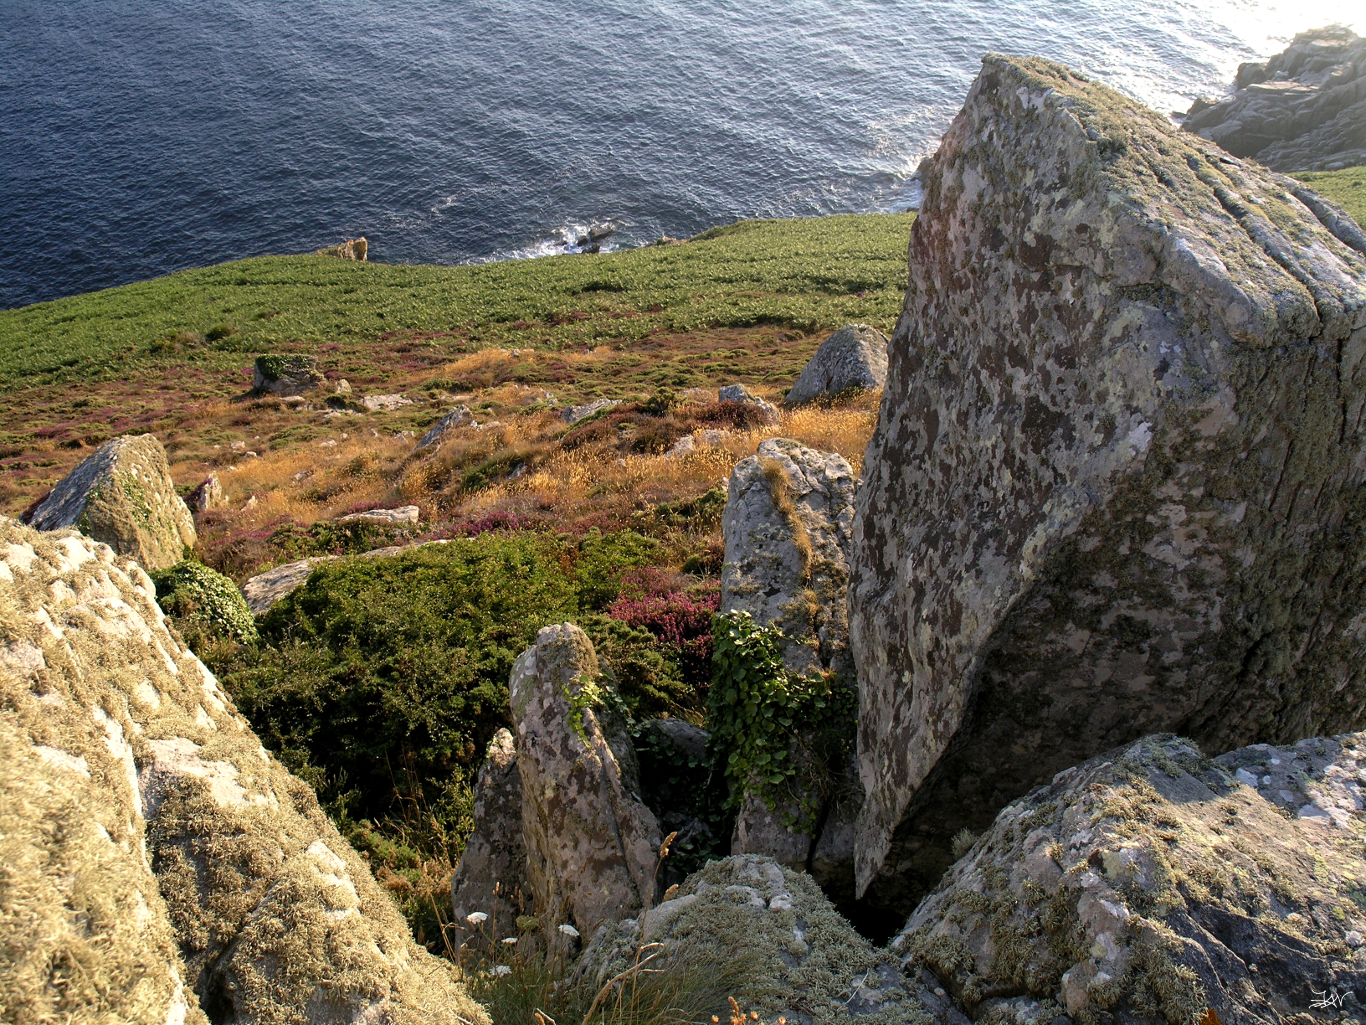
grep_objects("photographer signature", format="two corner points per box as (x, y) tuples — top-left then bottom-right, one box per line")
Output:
(1310, 986), (1348, 1010)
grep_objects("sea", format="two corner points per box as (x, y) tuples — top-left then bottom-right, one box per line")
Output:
(1, 0), (1362, 310)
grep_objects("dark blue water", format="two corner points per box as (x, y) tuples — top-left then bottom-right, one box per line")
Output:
(1, 1), (1360, 309)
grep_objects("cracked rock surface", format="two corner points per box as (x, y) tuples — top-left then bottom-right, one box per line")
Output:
(0, 516), (488, 1025)
(895, 733), (1366, 1025)
(850, 54), (1366, 913)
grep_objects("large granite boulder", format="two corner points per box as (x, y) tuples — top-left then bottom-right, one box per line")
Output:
(895, 733), (1366, 1025)
(785, 324), (890, 405)
(449, 728), (529, 946)
(1183, 26), (1366, 172)
(576, 854), (921, 1025)
(509, 623), (663, 934)
(27, 434), (196, 573)
(0, 517), (488, 1025)
(850, 55), (1366, 912)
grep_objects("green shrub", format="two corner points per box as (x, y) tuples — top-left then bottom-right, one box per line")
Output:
(152, 560), (257, 644)
(705, 610), (855, 833)
(573, 529), (663, 609)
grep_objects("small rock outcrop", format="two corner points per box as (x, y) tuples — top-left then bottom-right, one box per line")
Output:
(0, 517), (488, 1025)
(560, 397), (620, 425)
(851, 55), (1366, 911)
(718, 384), (780, 423)
(253, 354), (325, 396)
(1183, 26), (1366, 171)
(27, 434), (196, 573)
(577, 855), (919, 1025)
(450, 729), (529, 945)
(317, 237), (368, 260)
(336, 505), (420, 526)
(414, 405), (472, 452)
(360, 393), (413, 412)
(784, 324), (890, 405)
(185, 473), (225, 515)
(510, 624), (663, 934)
(723, 438), (856, 681)
(896, 733), (1366, 1025)
(241, 557), (334, 615)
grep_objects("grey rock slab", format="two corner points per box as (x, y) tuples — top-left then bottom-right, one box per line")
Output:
(850, 54), (1366, 913)
(28, 434), (196, 573)
(450, 729), (529, 946)
(359, 393), (414, 412)
(185, 474), (225, 515)
(413, 405), (472, 452)
(509, 623), (663, 934)
(785, 324), (890, 405)
(1183, 26), (1366, 172)
(560, 397), (619, 424)
(0, 517), (488, 1025)
(894, 733), (1366, 1025)
(335, 505), (420, 526)
(718, 384), (780, 423)
(722, 437), (856, 681)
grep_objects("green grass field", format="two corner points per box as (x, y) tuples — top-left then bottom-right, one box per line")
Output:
(0, 214), (915, 393)
(1293, 167), (1366, 229)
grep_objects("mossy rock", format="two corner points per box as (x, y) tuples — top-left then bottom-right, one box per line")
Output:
(253, 353), (324, 394)
(153, 560), (258, 644)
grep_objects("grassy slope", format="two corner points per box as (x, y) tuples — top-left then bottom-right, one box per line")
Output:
(1294, 167), (1366, 228)
(0, 214), (914, 393)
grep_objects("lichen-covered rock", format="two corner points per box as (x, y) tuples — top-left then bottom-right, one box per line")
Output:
(785, 324), (890, 405)
(318, 237), (368, 260)
(1183, 26), (1366, 172)
(414, 405), (472, 452)
(28, 434), (196, 573)
(510, 623), (663, 934)
(850, 55), (1366, 911)
(560, 397), (619, 424)
(241, 557), (335, 615)
(336, 505), (420, 526)
(253, 354), (325, 396)
(0, 517), (489, 1025)
(723, 438), (856, 681)
(450, 729), (529, 946)
(718, 384), (780, 423)
(895, 733), (1366, 1025)
(576, 855), (923, 1025)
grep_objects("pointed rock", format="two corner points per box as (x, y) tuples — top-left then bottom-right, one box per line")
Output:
(450, 728), (529, 945)
(785, 324), (889, 405)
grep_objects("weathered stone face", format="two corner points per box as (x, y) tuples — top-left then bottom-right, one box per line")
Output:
(509, 623), (663, 934)
(450, 728), (529, 946)
(28, 434), (196, 573)
(722, 437), (856, 681)
(253, 354), (325, 396)
(895, 733), (1366, 1025)
(785, 324), (890, 406)
(0, 517), (488, 1025)
(850, 55), (1366, 910)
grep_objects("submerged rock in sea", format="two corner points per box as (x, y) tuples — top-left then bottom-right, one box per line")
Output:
(0, 516), (488, 1025)
(850, 54), (1366, 911)
(27, 433), (196, 573)
(1183, 26), (1366, 172)
(896, 733), (1366, 1025)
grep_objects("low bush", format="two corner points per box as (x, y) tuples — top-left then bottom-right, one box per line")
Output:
(152, 560), (257, 645)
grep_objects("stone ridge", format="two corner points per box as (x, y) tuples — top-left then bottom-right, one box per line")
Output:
(0, 516), (488, 1025)
(849, 54), (1366, 911)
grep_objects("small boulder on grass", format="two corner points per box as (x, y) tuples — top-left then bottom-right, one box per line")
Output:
(27, 433), (196, 573)
(783, 324), (889, 405)
(152, 560), (258, 644)
(253, 354), (325, 396)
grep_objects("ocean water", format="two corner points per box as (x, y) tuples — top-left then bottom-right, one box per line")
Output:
(1, 1), (1361, 309)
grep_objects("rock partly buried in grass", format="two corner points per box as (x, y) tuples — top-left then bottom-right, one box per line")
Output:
(241, 557), (334, 615)
(1183, 26), (1366, 172)
(336, 504), (420, 526)
(850, 54), (1366, 912)
(509, 623), (663, 934)
(784, 324), (889, 405)
(414, 404), (473, 452)
(895, 733), (1366, 1025)
(253, 353), (325, 396)
(560, 397), (620, 424)
(576, 854), (921, 1025)
(317, 236), (368, 260)
(27, 433), (196, 573)
(360, 393), (414, 412)
(185, 473), (224, 515)
(449, 728), (529, 947)
(718, 383), (779, 424)
(0, 517), (489, 1025)
(722, 438), (858, 870)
